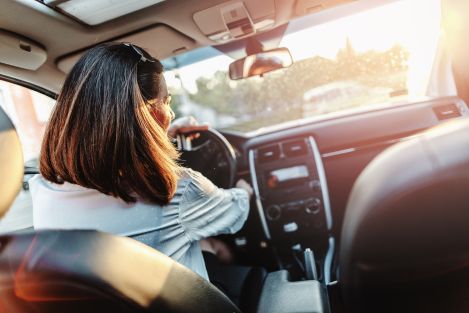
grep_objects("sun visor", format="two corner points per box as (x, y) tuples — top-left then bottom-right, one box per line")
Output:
(57, 25), (196, 73)
(193, 0), (276, 44)
(0, 30), (47, 70)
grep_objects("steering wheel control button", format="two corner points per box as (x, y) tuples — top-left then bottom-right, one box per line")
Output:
(283, 222), (298, 233)
(266, 205), (281, 221)
(305, 198), (321, 214)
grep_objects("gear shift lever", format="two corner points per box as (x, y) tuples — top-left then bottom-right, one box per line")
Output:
(304, 248), (318, 280)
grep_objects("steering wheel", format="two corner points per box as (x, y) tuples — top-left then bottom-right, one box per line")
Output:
(176, 129), (237, 189)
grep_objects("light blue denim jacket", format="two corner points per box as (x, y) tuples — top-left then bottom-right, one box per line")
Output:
(30, 169), (250, 280)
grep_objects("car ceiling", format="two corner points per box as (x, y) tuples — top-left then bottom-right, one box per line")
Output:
(0, 0), (400, 94)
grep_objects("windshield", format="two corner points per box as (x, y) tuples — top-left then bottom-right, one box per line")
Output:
(164, 0), (443, 133)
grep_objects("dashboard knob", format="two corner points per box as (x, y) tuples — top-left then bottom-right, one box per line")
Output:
(266, 205), (281, 221)
(305, 198), (321, 214)
(309, 180), (321, 191)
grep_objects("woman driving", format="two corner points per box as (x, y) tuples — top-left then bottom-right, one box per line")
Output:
(29, 42), (252, 281)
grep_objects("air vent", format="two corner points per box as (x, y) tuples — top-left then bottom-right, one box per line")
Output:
(283, 139), (308, 157)
(433, 103), (461, 120)
(258, 144), (280, 163)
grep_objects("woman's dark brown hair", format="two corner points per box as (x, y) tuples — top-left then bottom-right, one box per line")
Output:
(40, 42), (181, 204)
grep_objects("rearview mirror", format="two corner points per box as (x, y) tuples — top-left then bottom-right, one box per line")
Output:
(229, 48), (293, 80)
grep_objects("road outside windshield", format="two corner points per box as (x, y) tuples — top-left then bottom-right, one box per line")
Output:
(164, 0), (443, 133)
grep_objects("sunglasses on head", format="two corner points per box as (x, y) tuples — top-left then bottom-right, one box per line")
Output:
(123, 43), (156, 63)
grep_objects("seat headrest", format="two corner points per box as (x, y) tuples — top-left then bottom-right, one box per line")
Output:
(0, 230), (240, 313)
(0, 106), (23, 218)
(340, 117), (469, 312)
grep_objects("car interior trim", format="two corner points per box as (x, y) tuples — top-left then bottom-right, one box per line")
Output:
(0, 75), (58, 99)
(242, 97), (466, 152)
(321, 134), (421, 159)
(249, 149), (272, 240)
(321, 147), (357, 159)
(308, 136), (333, 231)
(324, 236), (335, 284)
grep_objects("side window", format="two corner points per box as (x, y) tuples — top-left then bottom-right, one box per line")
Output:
(0, 80), (55, 234)
(0, 80), (55, 165)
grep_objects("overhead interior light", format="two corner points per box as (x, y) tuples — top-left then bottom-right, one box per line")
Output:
(44, 0), (166, 26)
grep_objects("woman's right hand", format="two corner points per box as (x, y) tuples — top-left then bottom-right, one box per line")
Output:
(235, 179), (253, 199)
(168, 116), (209, 138)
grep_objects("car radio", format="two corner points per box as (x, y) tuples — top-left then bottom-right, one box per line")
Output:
(249, 136), (332, 254)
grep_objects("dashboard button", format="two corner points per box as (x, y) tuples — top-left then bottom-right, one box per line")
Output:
(309, 180), (321, 191)
(234, 237), (247, 247)
(292, 243), (302, 251)
(266, 205), (281, 221)
(283, 222), (298, 233)
(286, 200), (303, 211)
(305, 198), (321, 214)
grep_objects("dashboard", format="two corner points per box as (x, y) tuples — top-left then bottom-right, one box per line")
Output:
(221, 96), (469, 281)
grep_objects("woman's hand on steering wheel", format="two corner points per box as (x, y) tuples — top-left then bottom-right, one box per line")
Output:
(168, 116), (209, 138)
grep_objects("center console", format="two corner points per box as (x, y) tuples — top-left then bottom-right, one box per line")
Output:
(256, 270), (330, 313)
(249, 136), (333, 279)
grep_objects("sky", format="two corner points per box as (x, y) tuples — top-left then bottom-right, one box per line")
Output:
(165, 0), (442, 95)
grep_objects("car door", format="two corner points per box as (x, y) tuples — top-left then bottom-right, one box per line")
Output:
(0, 79), (55, 234)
